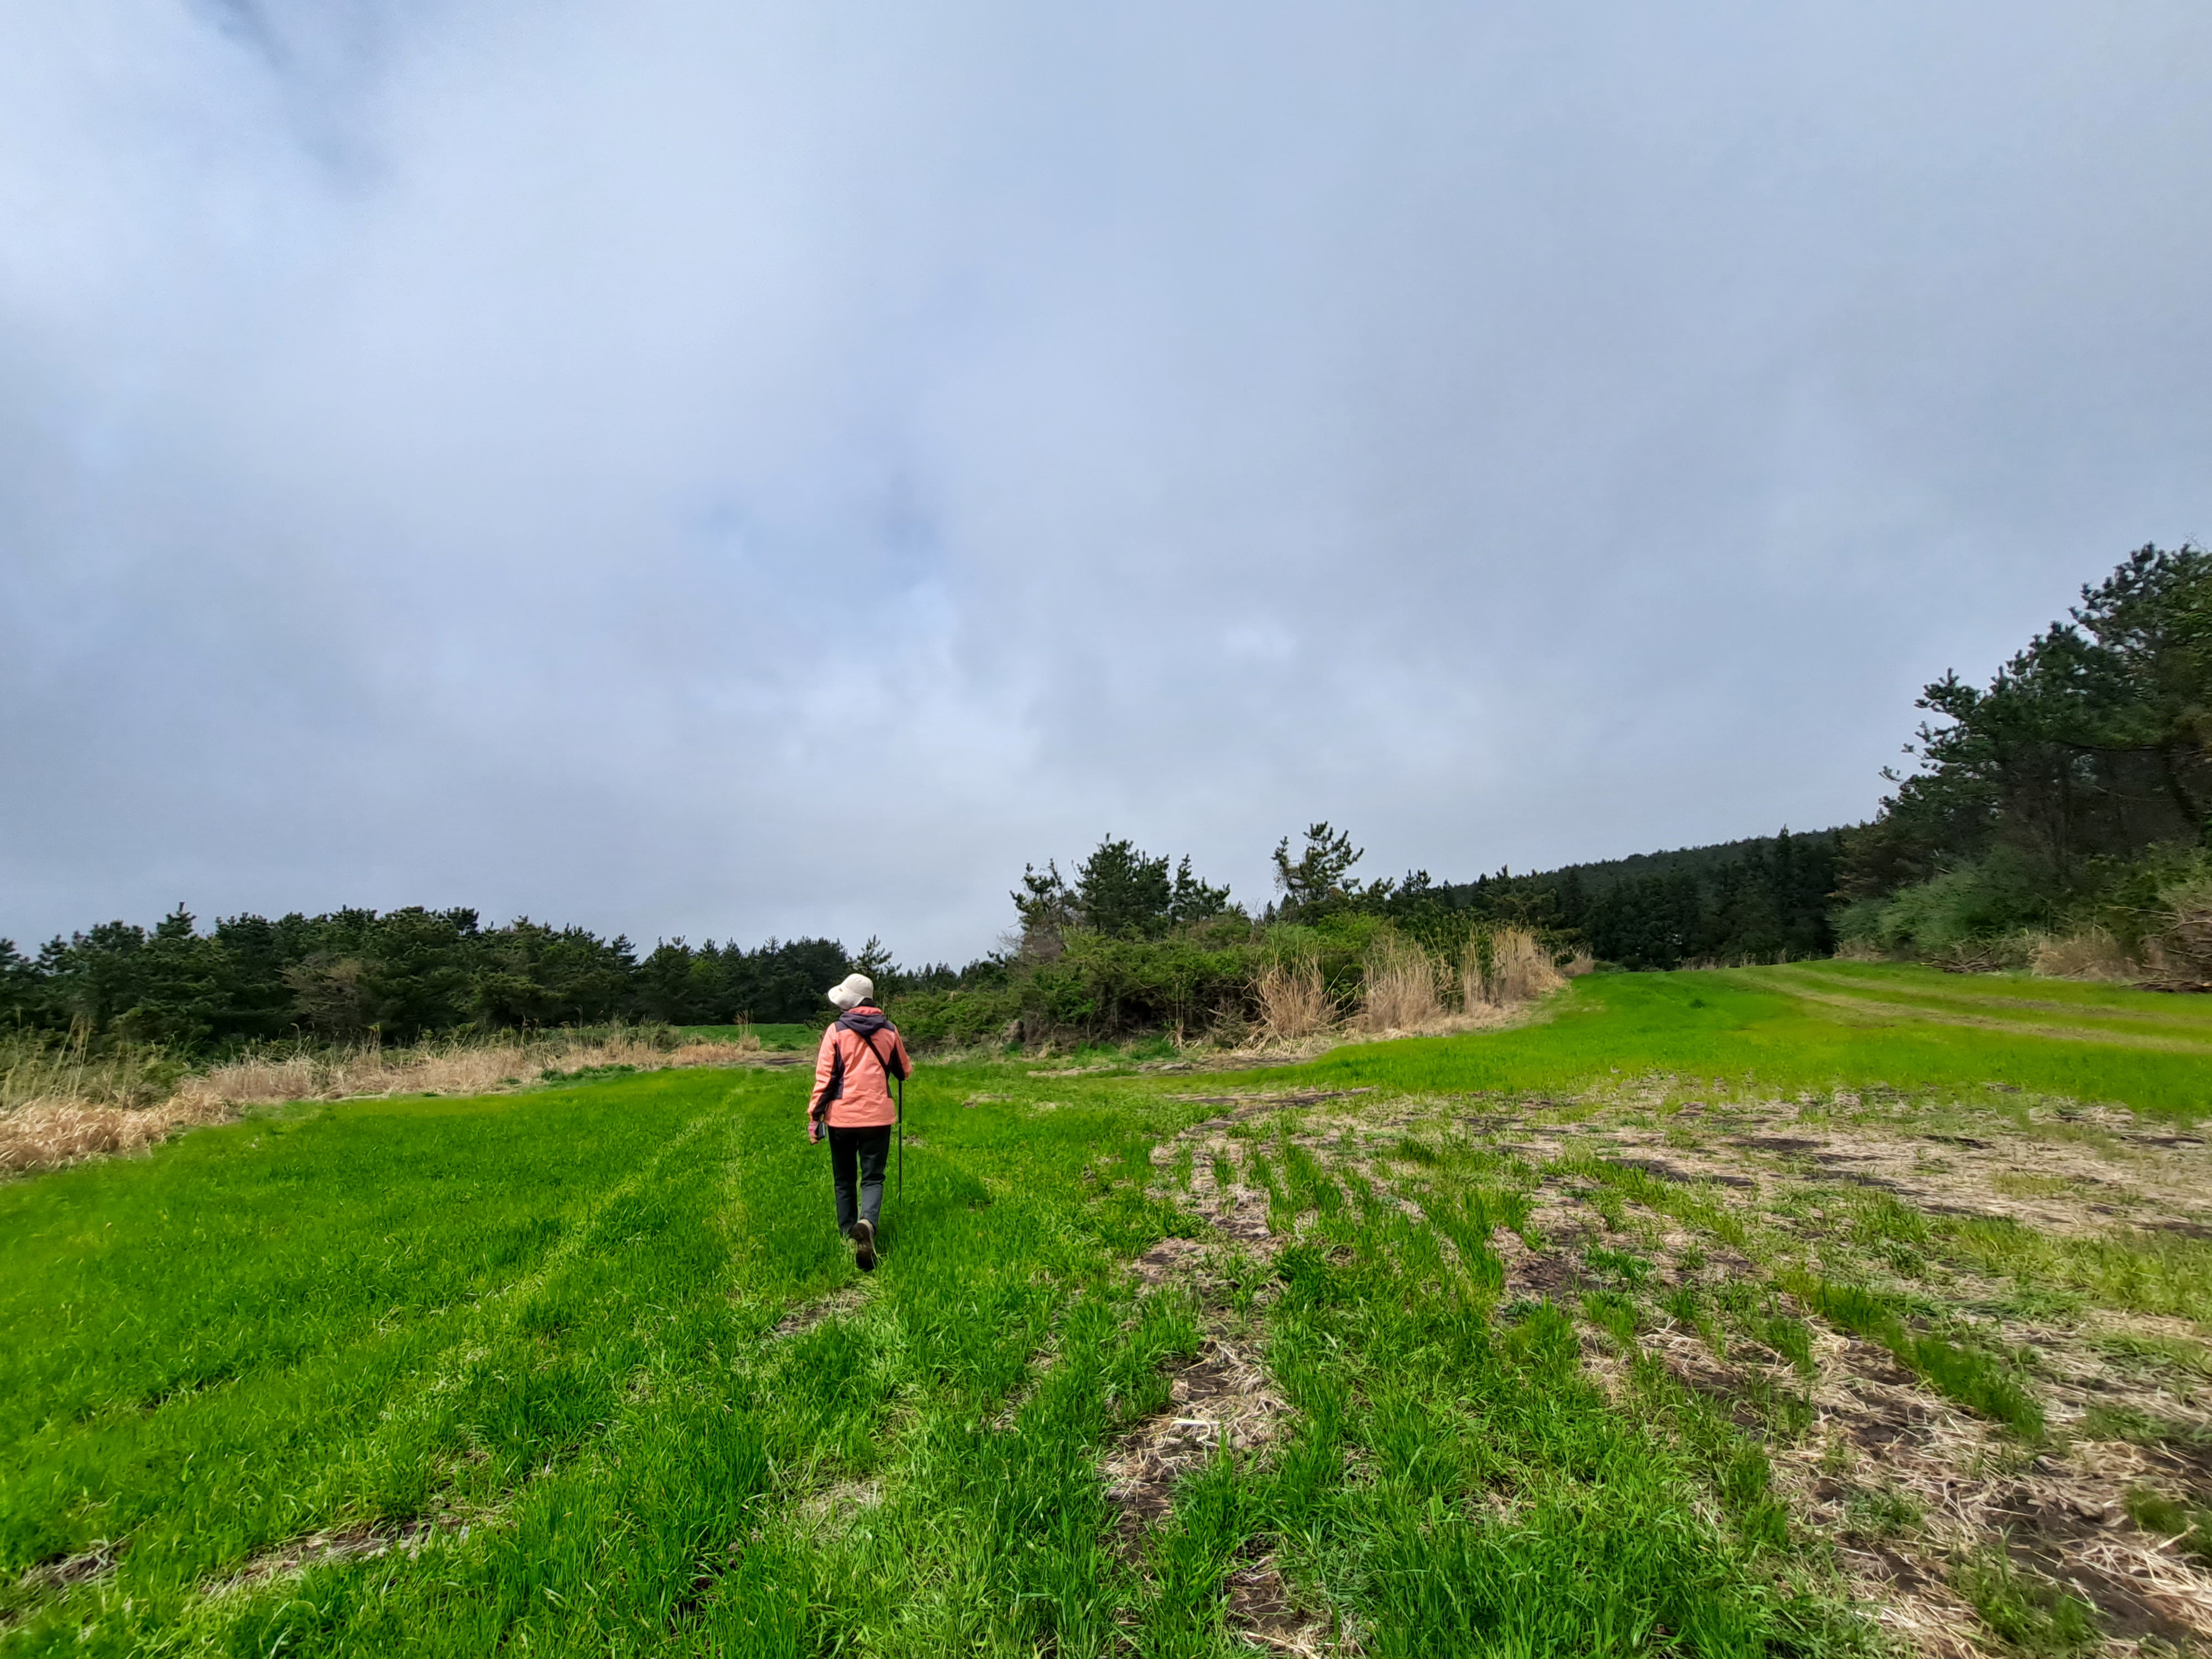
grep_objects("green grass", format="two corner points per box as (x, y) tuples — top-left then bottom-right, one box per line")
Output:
(1780, 1274), (2044, 1436)
(2121, 1488), (2212, 1566)
(0, 1067), (1203, 1653)
(1949, 1548), (2101, 1657)
(1944, 1215), (2212, 1324)
(671, 1022), (816, 1050)
(0, 1069), (1874, 1653)
(1277, 967), (2212, 1121)
(6, 961), (2204, 1651)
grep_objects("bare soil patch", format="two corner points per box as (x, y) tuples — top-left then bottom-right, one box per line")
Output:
(213, 1518), (450, 1594)
(1097, 1096), (1340, 1651)
(766, 1284), (871, 1338)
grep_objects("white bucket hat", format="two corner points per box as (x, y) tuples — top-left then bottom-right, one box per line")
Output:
(826, 972), (875, 1010)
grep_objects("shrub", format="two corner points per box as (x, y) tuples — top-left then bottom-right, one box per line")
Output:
(1853, 854), (2052, 959)
(2147, 868), (2212, 983)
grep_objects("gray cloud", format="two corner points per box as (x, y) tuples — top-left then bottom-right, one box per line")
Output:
(6, 1), (2211, 961)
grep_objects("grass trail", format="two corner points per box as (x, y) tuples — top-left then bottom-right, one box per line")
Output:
(1280, 966), (2211, 1121)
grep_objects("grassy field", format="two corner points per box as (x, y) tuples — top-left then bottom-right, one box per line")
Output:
(3, 968), (2209, 1655)
(674, 1025), (817, 1052)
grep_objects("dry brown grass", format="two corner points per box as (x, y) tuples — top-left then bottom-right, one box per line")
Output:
(2030, 925), (2138, 980)
(0, 1027), (769, 1177)
(2147, 878), (2212, 985)
(0, 1093), (237, 1176)
(1255, 958), (1333, 1040)
(2027, 882), (2212, 987)
(2, 1029), (185, 1114)
(1359, 935), (1443, 1033)
(1467, 925), (1567, 1009)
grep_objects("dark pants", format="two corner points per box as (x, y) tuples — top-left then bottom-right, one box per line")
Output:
(828, 1124), (891, 1236)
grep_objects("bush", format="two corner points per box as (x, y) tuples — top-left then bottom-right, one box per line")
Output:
(1844, 852), (2052, 959)
(884, 911), (1569, 1050)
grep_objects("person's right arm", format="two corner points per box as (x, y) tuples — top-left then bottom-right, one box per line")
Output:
(808, 1027), (840, 1129)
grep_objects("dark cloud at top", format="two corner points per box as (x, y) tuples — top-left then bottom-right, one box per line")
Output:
(4, 1), (2210, 962)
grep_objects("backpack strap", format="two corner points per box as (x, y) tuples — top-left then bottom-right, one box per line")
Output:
(856, 1030), (906, 1136)
(854, 1027), (907, 1083)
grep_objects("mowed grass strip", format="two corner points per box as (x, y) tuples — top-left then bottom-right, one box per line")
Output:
(1278, 968), (2211, 1121)
(1751, 964), (2212, 1052)
(1777, 960), (2212, 1031)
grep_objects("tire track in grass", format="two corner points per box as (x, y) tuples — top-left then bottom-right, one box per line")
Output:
(326, 1105), (726, 1459)
(1755, 977), (2212, 1056)
(1758, 964), (2212, 1036)
(183, 1088), (764, 1657)
(333, 1074), (1067, 1656)
(0, 1088), (714, 1644)
(1109, 1097), (1329, 1654)
(21, 1077), (802, 1655)
(697, 1079), (1217, 1655)
(7, 1092), (738, 1653)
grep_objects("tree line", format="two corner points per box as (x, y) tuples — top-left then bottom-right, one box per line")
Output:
(1, 820), (1843, 1059)
(1837, 543), (2211, 963)
(1353, 830), (1842, 972)
(0, 907), (865, 1052)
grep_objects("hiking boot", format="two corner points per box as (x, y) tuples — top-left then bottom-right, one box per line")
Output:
(853, 1218), (877, 1272)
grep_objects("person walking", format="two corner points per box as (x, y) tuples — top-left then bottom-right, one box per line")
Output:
(808, 973), (912, 1272)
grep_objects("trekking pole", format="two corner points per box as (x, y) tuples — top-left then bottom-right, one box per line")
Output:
(895, 1071), (904, 1198)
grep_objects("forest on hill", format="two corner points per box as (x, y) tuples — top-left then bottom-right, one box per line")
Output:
(1370, 828), (1844, 972)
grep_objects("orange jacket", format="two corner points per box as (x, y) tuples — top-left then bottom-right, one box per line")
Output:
(808, 1010), (911, 1130)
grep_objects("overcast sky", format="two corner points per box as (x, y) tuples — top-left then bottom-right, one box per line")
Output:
(4, 2), (2210, 964)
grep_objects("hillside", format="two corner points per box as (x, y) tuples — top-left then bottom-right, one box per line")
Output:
(1527, 828), (1851, 894)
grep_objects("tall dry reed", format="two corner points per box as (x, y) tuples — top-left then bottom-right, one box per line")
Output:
(1360, 935), (1443, 1032)
(1255, 958), (1332, 1039)
(0, 1026), (767, 1177)
(1464, 926), (1566, 1010)
(2, 1027), (184, 1114)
